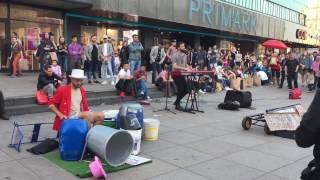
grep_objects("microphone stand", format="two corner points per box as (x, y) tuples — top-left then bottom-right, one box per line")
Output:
(153, 69), (176, 114)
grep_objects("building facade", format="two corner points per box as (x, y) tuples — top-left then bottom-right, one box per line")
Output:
(0, 0), (318, 71)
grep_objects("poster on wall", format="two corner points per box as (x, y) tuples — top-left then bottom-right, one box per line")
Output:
(26, 28), (40, 50)
(123, 30), (139, 44)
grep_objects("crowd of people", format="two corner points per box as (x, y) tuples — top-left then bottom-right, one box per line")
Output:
(5, 31), (320, 103)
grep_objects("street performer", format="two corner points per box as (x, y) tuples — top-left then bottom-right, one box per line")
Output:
(48, 69), (104, 131)
(172, 41), (192, 111)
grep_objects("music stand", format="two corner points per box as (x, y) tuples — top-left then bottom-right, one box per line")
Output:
(153, 70), (176, 114)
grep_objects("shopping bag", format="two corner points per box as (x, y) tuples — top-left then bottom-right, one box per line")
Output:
(241, 79), (246, 90)
(215, 82), (223, 92)
(19, 59), (29, 71)
(253, 76), (261, 86)
(246, 77), (254, 88)
(49, 52), (58, 61)
(230, 78), (241, 91)
(35, 90), (49, 105)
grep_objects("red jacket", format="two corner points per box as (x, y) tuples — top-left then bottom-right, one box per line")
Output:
(48, 85), (89, 131)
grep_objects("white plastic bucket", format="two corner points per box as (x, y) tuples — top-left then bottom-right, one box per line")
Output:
(144, 119), (160, 141)
(86, 125), (134, 167)
(122, 129), (142, 155)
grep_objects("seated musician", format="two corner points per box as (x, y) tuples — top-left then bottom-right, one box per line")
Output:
(171, 41), (192, 111)
(48, 69), (104, 131)
(116, 63), (135, 97)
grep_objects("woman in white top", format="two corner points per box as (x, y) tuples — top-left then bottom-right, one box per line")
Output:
(115, 63), (135, 97)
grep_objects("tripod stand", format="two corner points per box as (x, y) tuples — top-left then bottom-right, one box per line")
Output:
(153, 71), (176, 114)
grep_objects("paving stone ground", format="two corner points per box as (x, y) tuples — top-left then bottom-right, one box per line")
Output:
(0, 84), (316, 180)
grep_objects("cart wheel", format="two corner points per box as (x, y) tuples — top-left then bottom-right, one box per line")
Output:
(242, 117), (252, 130)
(264, 124), (272, 135)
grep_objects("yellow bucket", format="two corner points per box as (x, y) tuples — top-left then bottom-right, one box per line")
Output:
(144, 119), (160, 141)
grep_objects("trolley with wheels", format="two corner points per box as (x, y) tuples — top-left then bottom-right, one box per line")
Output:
(242, 104), (303, 135)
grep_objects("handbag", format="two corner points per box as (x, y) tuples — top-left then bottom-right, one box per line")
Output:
(253, 76), (261, 86)
(49, 52), (58, 61)
(35, 90), (49, 105)
(230, 78), (241, 91)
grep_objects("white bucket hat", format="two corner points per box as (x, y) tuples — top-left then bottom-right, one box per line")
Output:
(69, 69), (86, 79)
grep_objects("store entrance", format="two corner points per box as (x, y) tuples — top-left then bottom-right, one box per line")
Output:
(0, 22), (6, 71)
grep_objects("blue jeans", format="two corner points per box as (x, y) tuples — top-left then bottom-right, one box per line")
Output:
(137, 80), (148, 98)
(111, 56), (116, 75)
(101, 61), (114, 81)
(129, 60), (141, 74)
(87, 60), (99, 80)
(57, 54), (68, 74)
(152, 62), (162, 83)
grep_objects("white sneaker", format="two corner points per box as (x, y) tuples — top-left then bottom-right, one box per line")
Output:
(199, 89), (206, 94)
(147, 96), (152, 101)
(225, 87), (232, 91)
(106, 75), (111, 78)
(111, 81), (115, 86)
(101, 81), (107, 85)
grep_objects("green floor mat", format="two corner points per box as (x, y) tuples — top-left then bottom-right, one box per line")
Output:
(44, 151), (152, 178)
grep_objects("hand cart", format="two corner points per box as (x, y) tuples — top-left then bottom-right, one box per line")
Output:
(241, 104), (302, 135)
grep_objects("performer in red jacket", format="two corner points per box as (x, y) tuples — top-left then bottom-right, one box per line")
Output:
(48, 69), (104, 131)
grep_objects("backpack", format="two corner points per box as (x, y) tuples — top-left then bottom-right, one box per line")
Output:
(218, 101), (240, 111)
(27, 139), (58, 155)
(224, 90), (252, 108)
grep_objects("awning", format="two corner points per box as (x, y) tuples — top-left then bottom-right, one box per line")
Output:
(12, 0), (92, 9)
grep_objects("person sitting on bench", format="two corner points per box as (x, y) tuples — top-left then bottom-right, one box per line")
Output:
(0, 90), (9, 120)
(48, 69), (104, 131)
(37, 65), (62, 99)
(116, 63), (135, 97)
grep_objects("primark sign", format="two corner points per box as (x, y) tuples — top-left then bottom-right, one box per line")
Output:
(188, 0), (257, 35)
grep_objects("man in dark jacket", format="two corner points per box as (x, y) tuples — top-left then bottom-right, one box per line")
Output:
(0, 90), (9, 120)
(296, 89), (320, 179)
(37, 65), (62, 99)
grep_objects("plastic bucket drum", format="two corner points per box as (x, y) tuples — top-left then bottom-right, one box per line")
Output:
(86, 125), (134, 167)
(122, 129), (142, 155)
(144, 119), (160, 141)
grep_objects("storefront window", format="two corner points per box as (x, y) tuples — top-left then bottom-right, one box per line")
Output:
(0, 3), (7, 18)
(80, 24), (138, 53)
(9, 5), (63, 71)
(11, 20), (62, 70)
